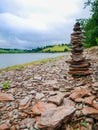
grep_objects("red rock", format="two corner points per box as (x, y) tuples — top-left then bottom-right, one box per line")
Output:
(70, 62), (90, 68)
(37, 106), (76, 129)
(69, 70), (92, 76)
(67, 75), (74, 81)
(0, 93), (14, 101)
(32, 101), (56, 115)
(75, 96), (95, 106)
(83, 96), (95, 106)
(19, 96), (32, 109)
(93, 101), (98, 110)
(70, 87), (90, 100)
(19, 112), (28, 118)
(10, 126), (16, 130)
(74, 98), (83, 103)
(63, 98), (75, 107)
(53, 85), (59, 90)
(48, 92), (65, 105)
(82, 107), (98, 120)
(69, 67), (89, 71)
(0, 123), (10, 130)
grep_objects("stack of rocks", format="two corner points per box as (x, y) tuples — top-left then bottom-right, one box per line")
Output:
(68, 22), (92, 76)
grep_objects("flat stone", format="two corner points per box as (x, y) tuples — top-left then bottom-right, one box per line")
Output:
(93, 82), (98, 87)
(19, 95), (32, 109)
(35, 93), (44, 100)
(63, 98), (75, 107)
(69, 70), (92, 76)
(0, 93), (14, 101)
(70, 87), (90, 100)
(37, 106), (76, 129)
(71, 54), (84, 59)
(70, 62), (90, 68)
(83, 96), (95, 106)
(32, 101), (56, 115)
(22, 118), (35, 127)
(92, 82), (98, 91)
(49, 91), (57, 96)
(48, 92), (65, 105)
(30, 90), (37, 94)
(44, 80), (58, 85)
(75, 96), (95, 106)
(34, 75), (42, 80)
(93, 101), (98, 110)
(71, 31), (82, 35)
(53, 85), (59, 91)
(0, 123), (10, 130)
(82, 107), (98, 120)
(69, 67), (89, 71)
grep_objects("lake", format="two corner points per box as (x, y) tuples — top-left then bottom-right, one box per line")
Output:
(0, 53), (65, 69)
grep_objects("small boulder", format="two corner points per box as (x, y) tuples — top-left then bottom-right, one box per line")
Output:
(32, 101), (56, 115)
(69, 87), (90, 100)
(0, 93), (14, 101)
(48, 92), (65, 105)
(37, 106), (76, 130)
(82, 107), (98, 120)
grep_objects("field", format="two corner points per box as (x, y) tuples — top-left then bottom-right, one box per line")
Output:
(41, 45), (71, 52)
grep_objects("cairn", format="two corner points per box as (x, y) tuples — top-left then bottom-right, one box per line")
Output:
(68, 22), (92, 76)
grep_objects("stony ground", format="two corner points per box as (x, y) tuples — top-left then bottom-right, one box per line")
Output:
(0, 48), (98, 130)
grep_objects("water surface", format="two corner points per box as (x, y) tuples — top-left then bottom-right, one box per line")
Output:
(0, 53), (65, 68)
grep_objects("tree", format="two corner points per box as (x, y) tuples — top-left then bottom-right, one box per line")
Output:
(77, 0), (98, 47)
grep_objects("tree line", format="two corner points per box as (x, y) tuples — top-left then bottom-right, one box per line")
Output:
(77, 0), (98, 48)
(0, 44), (70, 53)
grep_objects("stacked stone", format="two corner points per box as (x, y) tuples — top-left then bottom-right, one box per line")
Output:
(68, 22), (92, 76)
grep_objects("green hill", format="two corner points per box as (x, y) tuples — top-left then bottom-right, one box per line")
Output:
(41, 45), (71, 52)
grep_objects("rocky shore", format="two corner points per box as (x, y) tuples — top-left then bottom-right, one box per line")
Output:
(0, 47), (98, 130)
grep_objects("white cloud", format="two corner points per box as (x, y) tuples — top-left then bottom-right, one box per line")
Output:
(0, 0), (90, 49)
(14, 0), (80, 16)
(0, 13), (49, 31)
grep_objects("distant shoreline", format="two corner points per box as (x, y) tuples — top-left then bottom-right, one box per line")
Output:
(0, 44), (71, 53)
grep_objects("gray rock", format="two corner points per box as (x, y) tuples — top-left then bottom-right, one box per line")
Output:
(35, 93), (44, 100)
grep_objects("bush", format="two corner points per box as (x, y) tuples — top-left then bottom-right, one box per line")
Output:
(2, 81), (10, 89)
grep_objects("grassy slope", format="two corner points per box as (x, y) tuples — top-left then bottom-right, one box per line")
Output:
(41, 45), (71, 52)
(0, 49), (25, 53)
(0, 50), (9, 53)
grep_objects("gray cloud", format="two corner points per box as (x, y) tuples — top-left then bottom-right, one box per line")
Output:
(0, 0), (90, 49)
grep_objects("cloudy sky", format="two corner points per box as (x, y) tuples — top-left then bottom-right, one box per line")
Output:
(0, 0), (90, 49)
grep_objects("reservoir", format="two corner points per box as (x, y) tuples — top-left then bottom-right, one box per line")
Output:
(0, 53), (65, 69)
